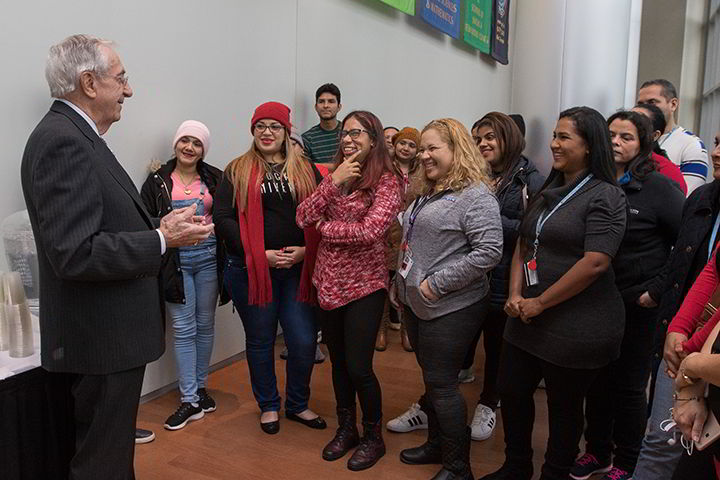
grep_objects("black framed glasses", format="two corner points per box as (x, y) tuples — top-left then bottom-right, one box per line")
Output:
(339, 128), (371, 140)
(254, 123), (284, 134)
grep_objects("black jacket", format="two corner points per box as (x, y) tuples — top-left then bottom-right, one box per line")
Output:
(651, 179), (720, 356)
(21, 101), (164, 374)
(140, 158), (230, 306)
(488, 156), (545, 308)
(613, 172), (684, 304)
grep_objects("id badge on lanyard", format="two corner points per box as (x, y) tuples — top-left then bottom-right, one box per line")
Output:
(398, 241), (413, 279)
(526, 174), (593, 287)
(397, 192), (443, 279)
(524, 258), (538, 287)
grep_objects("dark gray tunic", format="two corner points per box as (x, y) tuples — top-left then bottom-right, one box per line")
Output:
(504, 175), (628, 369)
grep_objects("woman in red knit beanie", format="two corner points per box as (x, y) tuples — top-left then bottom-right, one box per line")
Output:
(213, 101), (326, 435)
(297, 110), (403, 471)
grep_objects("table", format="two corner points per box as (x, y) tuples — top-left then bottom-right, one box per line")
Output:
(1, 321), (74, 480)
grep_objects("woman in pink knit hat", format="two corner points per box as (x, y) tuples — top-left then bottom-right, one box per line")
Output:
(140, 120), (226, 431)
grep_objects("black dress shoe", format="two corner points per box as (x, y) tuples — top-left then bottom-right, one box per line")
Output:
(286, 411), (327, 429)
(260, 420), (280, 434)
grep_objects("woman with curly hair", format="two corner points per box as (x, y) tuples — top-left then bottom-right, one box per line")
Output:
(390, 118), (503, 480)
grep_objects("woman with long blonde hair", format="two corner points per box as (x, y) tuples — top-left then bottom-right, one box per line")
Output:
(213, 102), (325, 435)
(389, 118), (503, 480)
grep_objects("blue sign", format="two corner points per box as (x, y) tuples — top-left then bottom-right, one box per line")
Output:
(421, 0), (460, 39)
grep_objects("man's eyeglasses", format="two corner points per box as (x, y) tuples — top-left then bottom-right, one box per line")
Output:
(254, 123), (284, 134)
(98, 72), (129, 86)
(339, 128), (371, 140)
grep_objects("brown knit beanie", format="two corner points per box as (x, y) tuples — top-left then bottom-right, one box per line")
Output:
(392, 127), (420, 146)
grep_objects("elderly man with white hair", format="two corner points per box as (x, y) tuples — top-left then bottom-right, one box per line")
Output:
(20, 34), (212, 479)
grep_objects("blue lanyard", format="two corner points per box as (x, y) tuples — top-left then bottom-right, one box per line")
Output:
(708, 213), (720, 261)
(405, 190), (446, 245)
(533, 174), (593, 257)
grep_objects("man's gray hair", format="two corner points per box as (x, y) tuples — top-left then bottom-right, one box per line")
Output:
(45, 34), (114, 98)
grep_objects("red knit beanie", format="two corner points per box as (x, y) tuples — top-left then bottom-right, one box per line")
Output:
(250, 101), (292, 133)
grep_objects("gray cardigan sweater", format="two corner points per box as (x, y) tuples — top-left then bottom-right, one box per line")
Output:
(396, 183), (503, 320)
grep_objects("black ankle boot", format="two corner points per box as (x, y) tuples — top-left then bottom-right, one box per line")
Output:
(400, 405), (441, 465)
(431, 427), (473, 480)
(322, 406), (360, 461)
(347, 419), (386, 471)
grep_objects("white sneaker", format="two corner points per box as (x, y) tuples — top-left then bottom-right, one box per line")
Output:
(458, 367), (475, 384)
(470, 404), (496, 441)
(386, 403), (428, 433)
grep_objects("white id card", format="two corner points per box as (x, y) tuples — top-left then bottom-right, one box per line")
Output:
(398, 247), (414, 279)
(523, 259), (538, 287)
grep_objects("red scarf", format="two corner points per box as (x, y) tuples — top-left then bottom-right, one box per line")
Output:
(236, 163), (319, 306)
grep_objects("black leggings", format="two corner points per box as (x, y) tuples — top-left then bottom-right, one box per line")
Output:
(462, 304), (506, 410)
(499, 341), (600, 480)
(323, 289), (385, 423)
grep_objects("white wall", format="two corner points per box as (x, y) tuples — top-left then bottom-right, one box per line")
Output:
(511, 0), (639, 176)
(2, 0), (516, 395)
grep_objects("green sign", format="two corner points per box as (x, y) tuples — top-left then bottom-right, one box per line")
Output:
(463, 0), (492, 53)
(378, 0), (415, 15)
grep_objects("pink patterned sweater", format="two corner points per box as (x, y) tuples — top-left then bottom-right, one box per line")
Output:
(296, 172), (402, 310)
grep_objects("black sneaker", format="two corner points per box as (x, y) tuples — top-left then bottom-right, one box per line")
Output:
(198, 388), (216, 413)
(569, 453), (612, 480)
(164, 402), (204, 431)
(135, 428), (155, 444)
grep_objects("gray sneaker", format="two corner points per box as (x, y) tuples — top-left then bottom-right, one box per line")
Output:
(135, 428), (155, 444)
(314, 344), (325, 363)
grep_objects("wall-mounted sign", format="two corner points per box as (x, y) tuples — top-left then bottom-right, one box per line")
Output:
(463, 0), (492, 53)
(421, 0), (460, 39)
(491, 0), (510, 64)
(378, 0), (415, 15)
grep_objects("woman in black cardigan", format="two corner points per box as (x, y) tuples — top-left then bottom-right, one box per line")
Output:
(571, 111), (684, 480)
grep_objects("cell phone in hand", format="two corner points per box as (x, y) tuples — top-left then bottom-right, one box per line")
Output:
(697, 410), (720, 450)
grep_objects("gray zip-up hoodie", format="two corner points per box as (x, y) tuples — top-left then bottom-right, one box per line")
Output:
(396, 183), (503, 320)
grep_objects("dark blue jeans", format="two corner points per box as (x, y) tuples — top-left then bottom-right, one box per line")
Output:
(224, 256), (316, 414)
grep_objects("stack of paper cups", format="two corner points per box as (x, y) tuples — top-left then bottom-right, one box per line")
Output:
(4, 271), (34, 357)
(0, 277), (7, 351)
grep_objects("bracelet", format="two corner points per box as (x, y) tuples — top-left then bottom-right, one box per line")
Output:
(672, 392), (701, 402)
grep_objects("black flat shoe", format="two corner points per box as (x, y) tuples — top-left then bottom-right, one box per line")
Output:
(286, 412), (327, 429)
(260, 420), (280, 434)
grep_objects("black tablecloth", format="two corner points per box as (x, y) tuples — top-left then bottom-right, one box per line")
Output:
(0, 367), (74, 480)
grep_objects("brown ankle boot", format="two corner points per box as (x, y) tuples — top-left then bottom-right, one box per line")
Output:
(375, 322), (387, 351)
(400, 321), (413, 352)
(322, 407), (360, 461)
(347, 419), (386, 471)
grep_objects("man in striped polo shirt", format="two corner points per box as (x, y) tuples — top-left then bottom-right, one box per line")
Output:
(302, 83), (342, 168)
(637, 79), (709, 195)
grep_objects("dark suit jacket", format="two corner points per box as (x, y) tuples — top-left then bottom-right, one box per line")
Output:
(20, 100), (165, 375)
